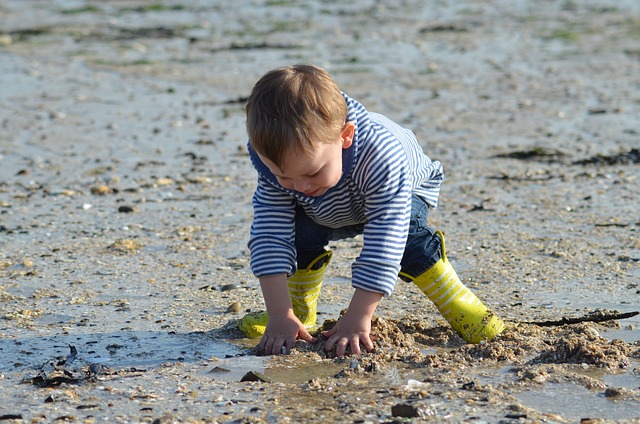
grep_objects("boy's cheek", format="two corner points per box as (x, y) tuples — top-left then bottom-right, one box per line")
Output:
(277, 178), (293, 189)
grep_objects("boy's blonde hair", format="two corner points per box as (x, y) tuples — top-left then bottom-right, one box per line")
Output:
(246, 64), (348, 169)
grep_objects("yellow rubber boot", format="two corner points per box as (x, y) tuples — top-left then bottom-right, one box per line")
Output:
(400, 231), (504, 343)
(239, 251), (332, 338)
(287, 250), (332, 327)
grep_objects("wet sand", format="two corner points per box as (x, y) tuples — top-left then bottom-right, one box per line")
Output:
(1, 0), (639, 422)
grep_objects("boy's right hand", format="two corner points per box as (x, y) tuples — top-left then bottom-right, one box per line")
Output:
(258, 274), (314, 355)
(258, 310), (314, 355)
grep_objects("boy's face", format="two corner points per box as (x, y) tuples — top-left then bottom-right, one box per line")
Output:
(258, 122), (354, 197)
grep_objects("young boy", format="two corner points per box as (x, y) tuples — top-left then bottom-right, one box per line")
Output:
(240, 64), (504, 356)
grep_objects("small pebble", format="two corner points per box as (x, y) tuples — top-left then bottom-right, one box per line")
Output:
(91, 185), (110, 195)
(604, 387), (624, 398)
(220, 284), (238, 292)
(391, 403), (424, 418)
(226, 302), (241, 313)
(240, 371), (271, 383)
(156, 178), (174, 186)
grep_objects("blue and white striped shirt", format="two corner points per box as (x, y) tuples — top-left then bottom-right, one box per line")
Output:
(248, 93), (444, 296)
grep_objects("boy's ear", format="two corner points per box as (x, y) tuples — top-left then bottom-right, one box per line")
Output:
(341, 121), (355, 149)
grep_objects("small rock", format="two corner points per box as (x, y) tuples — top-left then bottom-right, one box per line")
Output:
(226, 301), (241, 313)
(220, 284), (238, 292)
(391, 403), (426, 418)
(152, 415), (174, 424)
(240, 371), (271, 383)
(461, 381), (476, 390)
(186, 175), (212, 184)
(118, 205), (135, 213)
(91, 185), (110, 195)
(88, 363), (112, 376)
(155, 178), (174, 186)
(505, 413), (528, 419)
(0, 415), (22, 421)
(604, 387), (625, 398)
(108, 239), (143, 254)
(199, 285), (215, 291)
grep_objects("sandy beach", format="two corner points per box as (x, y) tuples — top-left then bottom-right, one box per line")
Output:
(1, 0), (639, 422)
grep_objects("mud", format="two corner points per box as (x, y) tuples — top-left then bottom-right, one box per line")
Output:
(1, 0), (639, 422)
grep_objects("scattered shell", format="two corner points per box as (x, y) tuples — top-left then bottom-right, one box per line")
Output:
(91, 185), (110, 195)
(155, 178), (174, 186)
(108, 239), (143, 254)
(199, 285), (215, 291)
(226, 301), (241, 313)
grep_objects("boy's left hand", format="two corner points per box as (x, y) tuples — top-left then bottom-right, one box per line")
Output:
(322, 288), (383, 356)
(322, 310), (374, 356)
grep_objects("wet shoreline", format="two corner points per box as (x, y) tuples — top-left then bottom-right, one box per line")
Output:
(1, 0), (639, 422)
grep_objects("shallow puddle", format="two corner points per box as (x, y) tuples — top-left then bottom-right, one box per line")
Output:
(1, 0), (639, 421)
(0, 331), (244, 372)
(515, 383), (640, 421)
(450, 355), (639, 421)
(206, 353), (345, 385)
(603, 364), (640, 392)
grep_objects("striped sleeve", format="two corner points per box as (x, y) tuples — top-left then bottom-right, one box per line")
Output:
(370, 112), (443, 208)
(248, 176), (297, 278)
(350, 129), (412, 296)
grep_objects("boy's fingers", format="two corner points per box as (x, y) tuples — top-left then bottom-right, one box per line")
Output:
(362, 336), (374, 352)
(322, 327), (337, 338)
(324, 334), (374, 357)
(323, 335), (336, 352)
(297, 328), (314, 343)
(321, 329), (336, 347)
(260, 337), (272, 355)
(260, 334), (286, 355)
(271, 337), (286, 355)
(350, 336), (361, 355)
(334, 337), (349, 357)
(284, 333), (299, 352)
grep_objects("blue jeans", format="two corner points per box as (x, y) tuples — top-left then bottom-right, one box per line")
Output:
(295, 194), (442, 278)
